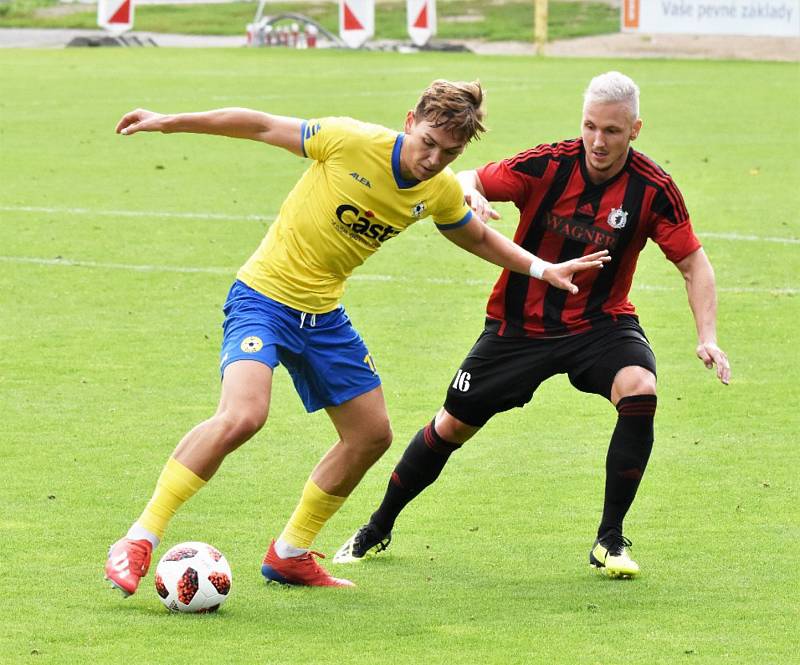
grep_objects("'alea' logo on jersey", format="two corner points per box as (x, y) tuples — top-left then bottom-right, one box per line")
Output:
(411, 200), (426, 219)
(335, 204), (400, 244)
(350, 172), (372, 188)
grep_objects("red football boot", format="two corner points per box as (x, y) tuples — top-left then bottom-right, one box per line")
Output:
(105, 538), (153, 597)
(261, 540), (354, 587)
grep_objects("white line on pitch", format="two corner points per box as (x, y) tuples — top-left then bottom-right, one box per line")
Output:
(2, 206), (798, 245)
(1, 256), (231, 275)
(0, 205), (275, 223)
(2, 255), (796, 295)
(698, 231), (800, 245)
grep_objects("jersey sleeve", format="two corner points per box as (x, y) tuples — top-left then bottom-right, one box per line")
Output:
(476, 154), (535, 210)
(431, 170), (474, 230)
(649, 180), (701, 263)
(301, 116), (351, 162)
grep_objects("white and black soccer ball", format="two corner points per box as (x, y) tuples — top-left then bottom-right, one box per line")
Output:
(154, 541), (232, 613)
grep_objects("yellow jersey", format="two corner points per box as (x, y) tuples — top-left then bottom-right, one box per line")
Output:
(237, 116), (473, 313)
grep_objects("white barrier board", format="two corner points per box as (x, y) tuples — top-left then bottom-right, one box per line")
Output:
(621, 0), (800, 36)
(407, 0), (437, 46)
(340, 0), (375, 48)
(97, 0), (134, 33)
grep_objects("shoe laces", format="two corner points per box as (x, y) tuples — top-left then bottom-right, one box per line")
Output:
(112, 540), (151, 575)
(132, 543), (153, 574)
(602, 534), (632, 557)
(354, 524), (388, 553)
(291, 550), (332, 578)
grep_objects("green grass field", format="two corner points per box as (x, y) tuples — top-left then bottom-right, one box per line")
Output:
(2, 49), (799, 665)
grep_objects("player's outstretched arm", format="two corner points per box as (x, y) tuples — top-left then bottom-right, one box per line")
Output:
(675, 248), (731, 385)
(457, 169), (500, 223)
(115, 108), (304, 156)
(439, 218), (609, 294)
(540, 253), (611, 294)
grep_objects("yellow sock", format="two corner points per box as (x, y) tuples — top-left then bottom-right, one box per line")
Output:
(279, 479), (346, 549)
(137, 457), (206, 539)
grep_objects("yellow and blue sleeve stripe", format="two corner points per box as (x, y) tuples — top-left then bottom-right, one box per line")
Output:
(435, 209), (473, 231)
(300, 120), (321, 158)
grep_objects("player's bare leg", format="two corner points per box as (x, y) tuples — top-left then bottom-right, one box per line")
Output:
(314, 386), (394, 495)
(590, 365), (657, 578)
(334, 407), (479, 563)
(173, 360), (272, 479)
(262, 386), (393, 586)
(105, 360), (272, 596)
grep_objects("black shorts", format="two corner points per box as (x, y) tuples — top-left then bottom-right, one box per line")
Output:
(443, 317), (657, 427)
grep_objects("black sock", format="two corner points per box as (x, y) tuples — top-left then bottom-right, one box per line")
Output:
(369, 420), (461, 535)
(598, 395), (657, 540)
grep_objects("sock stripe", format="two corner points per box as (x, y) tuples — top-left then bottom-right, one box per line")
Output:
(617, 395), (657, 417)
(369, 423), (460, 534)
(618, 407), (656, 416)
(423, 421), (462, 455)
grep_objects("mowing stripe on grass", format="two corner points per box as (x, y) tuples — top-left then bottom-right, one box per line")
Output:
(2, 205), (797, 245)
(2, 255), (796, 295)
(1, 255), (231, 275)
(0, 205), (274, 223)
(699, 231), (800, 245)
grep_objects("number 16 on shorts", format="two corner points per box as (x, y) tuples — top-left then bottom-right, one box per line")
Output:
(452, 369), (471, 392)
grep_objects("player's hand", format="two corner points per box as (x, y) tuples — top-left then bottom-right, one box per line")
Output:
(464, 189), (501, 223)
(541, 250), (610, 294)
(696, 341), (730, 385)
(116, 108), (166, 136)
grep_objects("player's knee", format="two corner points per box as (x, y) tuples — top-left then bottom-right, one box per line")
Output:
(435, 410), (479, 444)
(371, 424), (393, 454)
(628, 374), (657, 397)
(612, 366), (657, 402)
(218, 408), (267, 447)
(356, 422), (393, 459)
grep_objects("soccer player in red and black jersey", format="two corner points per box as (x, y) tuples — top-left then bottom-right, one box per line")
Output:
(334, 71), (731, 578)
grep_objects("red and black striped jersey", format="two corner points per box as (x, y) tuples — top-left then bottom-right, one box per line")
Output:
(477, 138), (701, 337)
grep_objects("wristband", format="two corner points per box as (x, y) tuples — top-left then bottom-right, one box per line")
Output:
(528, 256), (552, 280)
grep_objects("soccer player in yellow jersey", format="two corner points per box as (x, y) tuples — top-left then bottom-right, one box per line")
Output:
(104, 80), (609, 593)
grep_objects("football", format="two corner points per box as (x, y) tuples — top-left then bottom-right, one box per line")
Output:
(154, 541), (232, 613)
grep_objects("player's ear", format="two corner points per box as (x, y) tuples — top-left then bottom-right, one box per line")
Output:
(631, 118), (643, 141)
(404, 110), (415, 134)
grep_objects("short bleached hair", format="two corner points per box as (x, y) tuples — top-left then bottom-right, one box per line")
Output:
(583, 71), (640, 120)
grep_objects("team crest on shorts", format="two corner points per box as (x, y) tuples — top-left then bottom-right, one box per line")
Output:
(607, 207), (628, 229)
(240, 336), (263, 353)
(411, 200), (426, 219)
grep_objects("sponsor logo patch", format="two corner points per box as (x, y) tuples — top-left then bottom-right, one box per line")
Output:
(607, 207), (628, 229)
(240, 336), (263, 353)
(349, 171), (371, 188)
(334, 203), (400, 247)
(546, 212), (618, 249)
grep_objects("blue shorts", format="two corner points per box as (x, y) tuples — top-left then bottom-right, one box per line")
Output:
(219, 281), (381, 413)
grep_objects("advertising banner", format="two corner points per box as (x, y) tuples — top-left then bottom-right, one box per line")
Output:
(407, 0), (437, 46)
(97, 0), (134, 33)
(340, 0), (375, 48)
(622, 0), (800, 36)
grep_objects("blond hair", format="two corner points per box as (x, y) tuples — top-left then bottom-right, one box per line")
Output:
(413, 79), (487, 143)
(583, 71), (640, 120)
